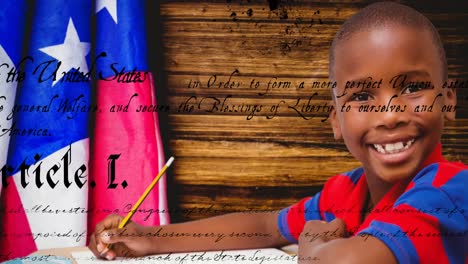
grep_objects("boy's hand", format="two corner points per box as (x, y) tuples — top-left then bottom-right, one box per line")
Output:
(298, 218), (347, 263)
(299, 218), (347, 246)
(88, 214), (156, 260)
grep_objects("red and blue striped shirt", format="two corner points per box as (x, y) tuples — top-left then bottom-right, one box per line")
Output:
(278, 145), (467, 264)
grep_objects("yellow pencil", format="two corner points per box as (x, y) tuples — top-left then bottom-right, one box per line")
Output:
(118, 156), (175, 228)
(101, 156), (174, 255)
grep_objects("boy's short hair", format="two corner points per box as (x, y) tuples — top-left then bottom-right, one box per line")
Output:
(329, 1), (447, 81)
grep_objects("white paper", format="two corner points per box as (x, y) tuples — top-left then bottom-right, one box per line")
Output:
(71, 248), (297, 264)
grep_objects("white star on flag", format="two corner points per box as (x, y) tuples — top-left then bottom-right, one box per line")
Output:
(96, 0), (118, 23)
(39, 18), (90, 86)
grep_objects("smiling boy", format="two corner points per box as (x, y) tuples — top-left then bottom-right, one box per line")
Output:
(89, 2), (467, 263)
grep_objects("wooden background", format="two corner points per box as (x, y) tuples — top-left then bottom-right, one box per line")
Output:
(147, 0), (468, 223)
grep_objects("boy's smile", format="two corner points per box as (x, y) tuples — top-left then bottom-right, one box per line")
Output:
(330, 25), (456, 188)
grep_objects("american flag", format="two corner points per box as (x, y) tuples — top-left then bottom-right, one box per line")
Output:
(0, 0), (27, 199)
(0, 0), (169, 259)
(88, 0), (170, 232)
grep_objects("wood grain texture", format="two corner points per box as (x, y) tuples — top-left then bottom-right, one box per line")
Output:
(152, 1), (468, 222)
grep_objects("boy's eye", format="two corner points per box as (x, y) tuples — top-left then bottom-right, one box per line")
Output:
(401, 83), (425, 94)
(349, 92), (371, 101)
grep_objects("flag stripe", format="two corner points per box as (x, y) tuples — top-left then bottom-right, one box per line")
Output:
(150, 74), (169, 225)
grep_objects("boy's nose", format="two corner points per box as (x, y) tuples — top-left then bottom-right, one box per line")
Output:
(373, 95), (409, 129)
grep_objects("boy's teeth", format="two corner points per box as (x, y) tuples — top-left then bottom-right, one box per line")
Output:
(385, 142), (403, 152)
(373, 139), (414, 154)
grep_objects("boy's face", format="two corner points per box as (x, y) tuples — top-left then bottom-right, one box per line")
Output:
(330, 25), (456, 183)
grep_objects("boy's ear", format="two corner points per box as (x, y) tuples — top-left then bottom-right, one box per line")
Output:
(330, 101), (342, 140)
(443, 79), (457, 121)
